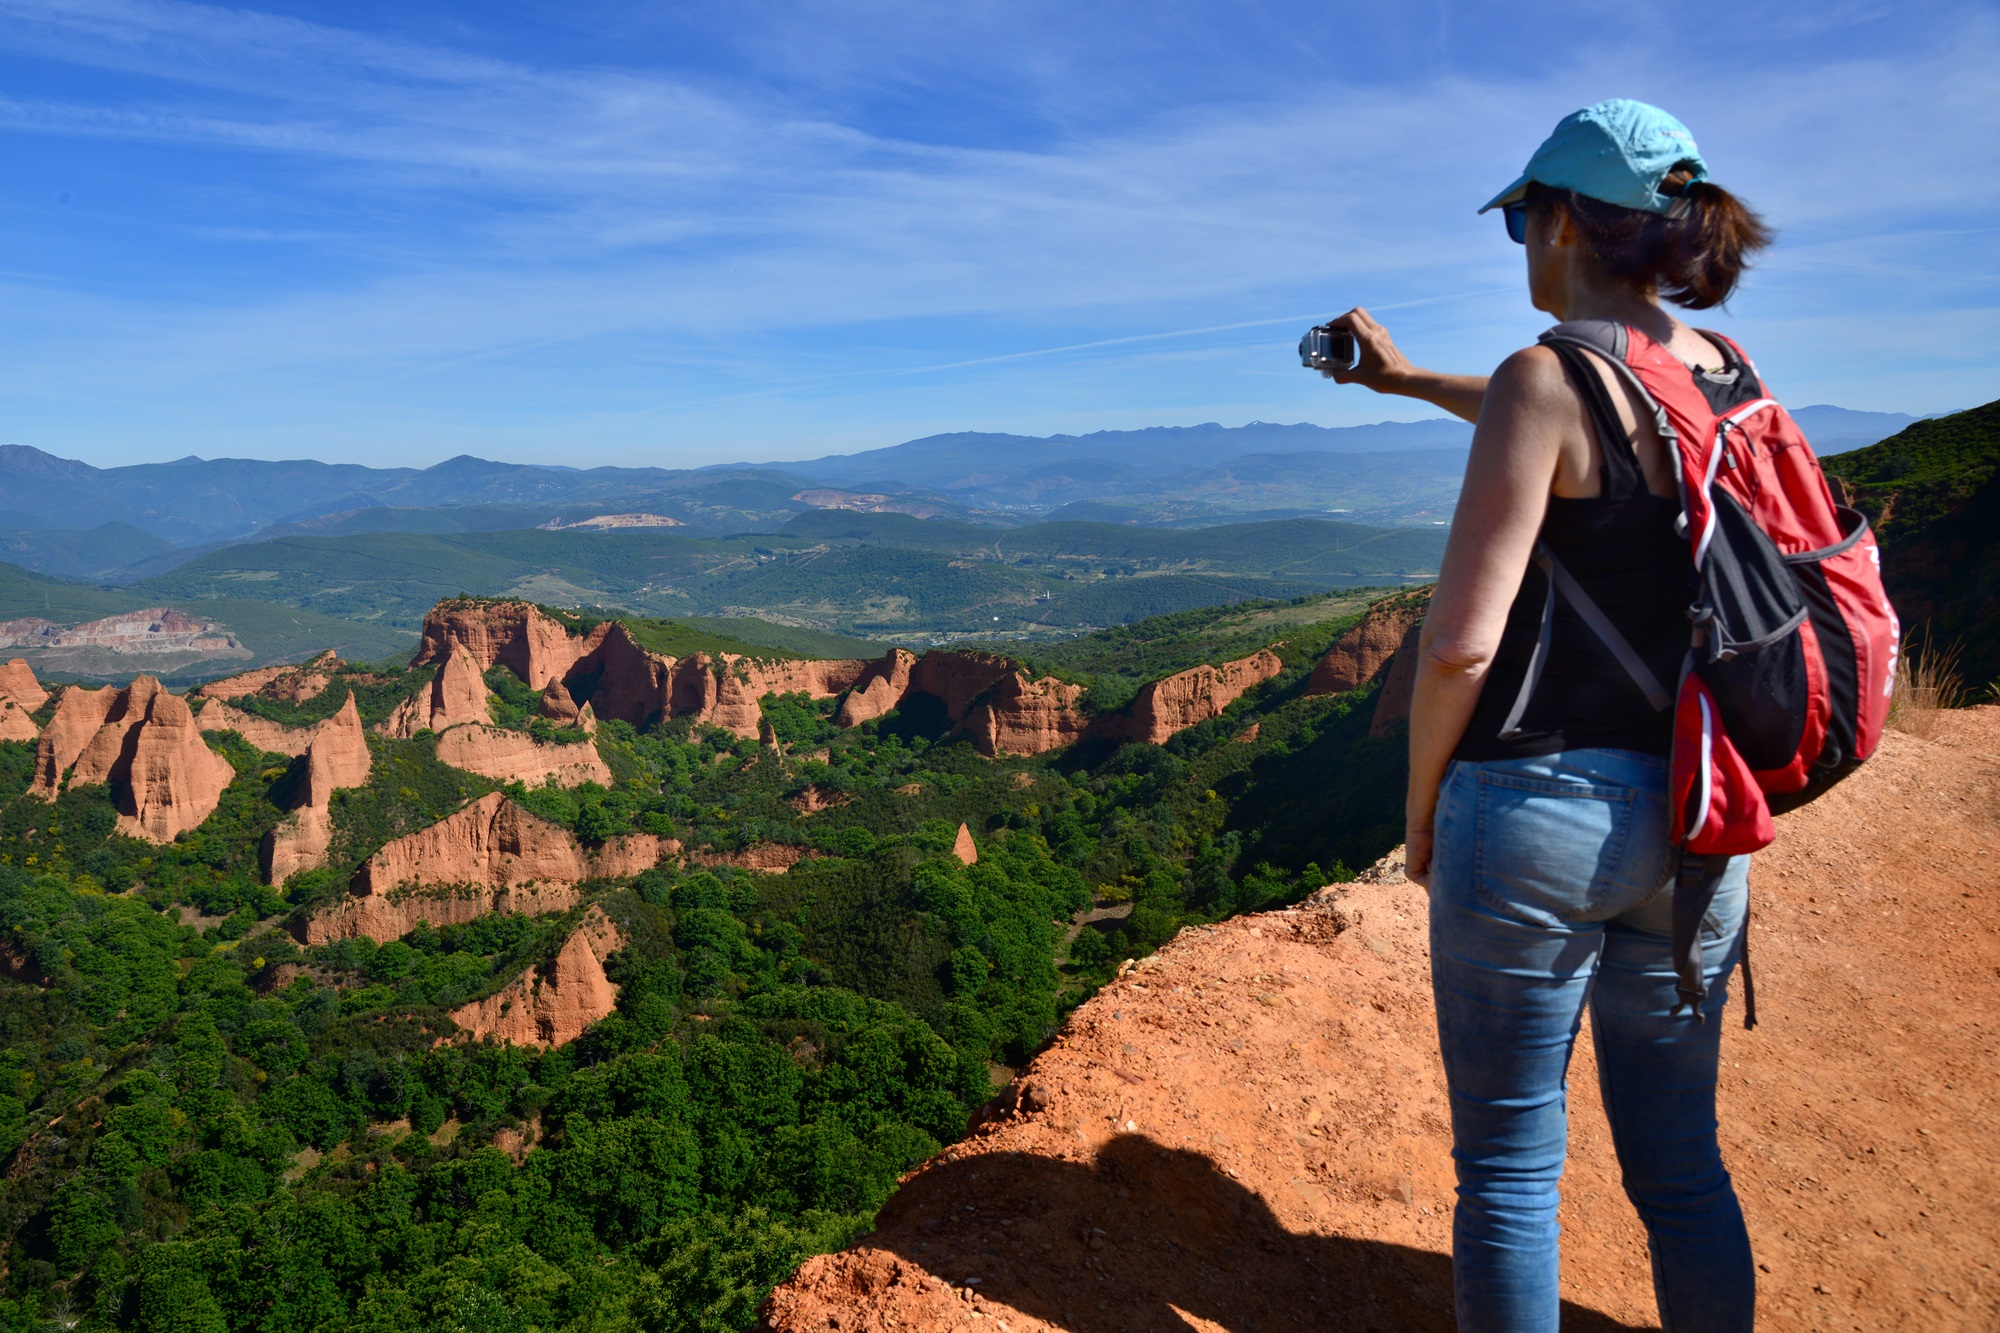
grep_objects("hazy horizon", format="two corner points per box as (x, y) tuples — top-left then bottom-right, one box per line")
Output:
(0, 402), (1936, 478)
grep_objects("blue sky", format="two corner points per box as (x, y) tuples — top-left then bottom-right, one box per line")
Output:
(1, 0), (1995, 470)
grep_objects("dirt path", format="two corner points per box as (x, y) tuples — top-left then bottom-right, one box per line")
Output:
(763, 709), (2000, 1331)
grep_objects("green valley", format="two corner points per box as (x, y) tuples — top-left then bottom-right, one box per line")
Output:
(0, 589), (1418, 1332)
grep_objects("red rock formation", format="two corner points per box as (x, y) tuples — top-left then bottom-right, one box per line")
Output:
(31, 675), (235, 839)
(263, 697), (374, 884)
(1306, 587), (1433, 697)
(377, 644), (492, 737)
(307, 793), (669, 942)
(568, 621), (677, 728)
(70, 675), (169, 789)
(695, 655), (870, 738)
(589, 832), (675, 879)
(197, 699), (316, 756)
(537, 680), (583, 724)
(33, 676), (236, 840)
(688, 843), (812, 873)
(413, 601), (584, 690)
(304, 695), (372, 794)
(450, 908), (626, 1047)
(833, 649), (1014, 730)
(436, 724), (612, 789)
(194, 651), (343, 703)
(310, 878), (586, 946)
(1098, 650), (1283, 745)
(1368, 620), (1424, 738)
(0, 698), (34, 743)
(556, 631), (868, 739)
(962, 671), (1091, 758)
(109, 683), (237, 843)
(953, 823), (978, 866)
(535, 683), (601, 739)
(398, 599), (1102, 754)
(398, 598), (1307, 760)
(912, 651), (1021, 722)
(30, 684), (121, 795)
(0, 658), (48, 711)
(836, 649), (916, 726)
(830, 648), (1091, 756)
(0, 665), (41, 743)
(355, 792), (586, 895)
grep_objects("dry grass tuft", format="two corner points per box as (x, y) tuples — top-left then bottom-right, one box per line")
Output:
(1888, 627), (1967, 741)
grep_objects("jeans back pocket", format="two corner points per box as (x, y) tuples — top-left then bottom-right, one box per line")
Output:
(1472, 769), (1643, 926)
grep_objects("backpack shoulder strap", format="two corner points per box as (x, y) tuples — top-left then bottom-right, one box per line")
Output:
(1495, 544), (1674, 741)
(1540, 325), (1691, 529)
(1539, 325), (1678, 449)
(1542, 319), (1628, 360)
(1542, 340), (1650, 500)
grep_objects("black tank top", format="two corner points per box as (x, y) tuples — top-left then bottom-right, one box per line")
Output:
(1454, 337), (1716, 762)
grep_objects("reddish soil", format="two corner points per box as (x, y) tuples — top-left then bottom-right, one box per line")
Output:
(688, 843), (815, 873)
(763, 709), (2000, 1332)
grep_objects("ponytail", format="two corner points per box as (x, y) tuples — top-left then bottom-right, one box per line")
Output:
(1525, 166), (1774, 309)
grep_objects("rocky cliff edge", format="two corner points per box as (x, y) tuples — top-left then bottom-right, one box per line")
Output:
(763, 708), (2000, 1333)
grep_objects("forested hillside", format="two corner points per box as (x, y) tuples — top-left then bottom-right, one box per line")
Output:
(94, 514), (1440, 658)
(1, 507), (1443, 691)
(1823, 397), (2000, 692)
(0, 593), (1412, 1331)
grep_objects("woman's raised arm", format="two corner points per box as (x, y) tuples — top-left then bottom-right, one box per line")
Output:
(1318, 307), (1490, 424)
(1402, 345), (1574, 883)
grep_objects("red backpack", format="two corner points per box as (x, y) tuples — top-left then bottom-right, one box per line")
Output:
(1529, 320), (1900, 1022)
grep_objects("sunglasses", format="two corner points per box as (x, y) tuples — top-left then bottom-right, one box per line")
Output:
(1503, 203), (1530, 244)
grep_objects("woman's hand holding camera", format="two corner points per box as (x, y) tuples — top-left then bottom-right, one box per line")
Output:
(1317, 307), (1415, 392)
(1310, 307), (1488, 425)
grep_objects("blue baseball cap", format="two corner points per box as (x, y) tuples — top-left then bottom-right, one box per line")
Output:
(1479, 99), (1708, 217)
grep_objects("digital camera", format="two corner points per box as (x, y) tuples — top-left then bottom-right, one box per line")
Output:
(1299, 324), (1359, 371)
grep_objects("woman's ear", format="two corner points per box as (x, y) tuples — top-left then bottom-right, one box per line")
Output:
(1542, 202), (1578, 250)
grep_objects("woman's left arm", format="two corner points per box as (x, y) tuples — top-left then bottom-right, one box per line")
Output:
(1404, 346), (1575, 885)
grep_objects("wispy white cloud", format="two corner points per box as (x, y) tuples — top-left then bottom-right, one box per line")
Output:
(0, 0), (1993, 465)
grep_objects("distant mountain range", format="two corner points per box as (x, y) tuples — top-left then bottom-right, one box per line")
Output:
(0, 401), (1968, 684)
(0, 444), (806, 549)
(0, 407), (1924, 584)
(762, 418), (1474, 486)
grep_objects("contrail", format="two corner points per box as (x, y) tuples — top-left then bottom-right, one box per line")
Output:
(448, 284), (1519, 427)
(890, 287), (1516, 377)
(631, 284), (1520, 417)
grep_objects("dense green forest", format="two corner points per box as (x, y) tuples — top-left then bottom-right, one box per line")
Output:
(0, 595), (1408, 1331)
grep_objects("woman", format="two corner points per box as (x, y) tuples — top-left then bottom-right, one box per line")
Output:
(1319, 100), (1772, 1332)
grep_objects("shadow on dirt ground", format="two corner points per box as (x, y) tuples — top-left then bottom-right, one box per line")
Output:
(860, 1136), (1652, 1332)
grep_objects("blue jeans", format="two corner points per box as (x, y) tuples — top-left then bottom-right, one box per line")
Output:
(1429, 749), (1755, 1333)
